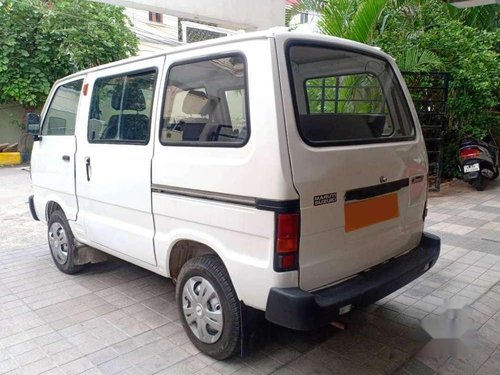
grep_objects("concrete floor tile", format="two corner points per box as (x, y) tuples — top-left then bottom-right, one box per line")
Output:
(21, 357), (57, 375)
(87, 348), (120, 366)
(79, 368), (105, 375)
(209, 357), (244, 375)
(5, 340), (38, 357)
(97, 355), (135, 375)
(130, 330), (162, 346)
(110, 339), (141, 355)
(52, 348), (84, 366)
(154, 357), (207, 375)
(476, 357), (500, 375)
(403, 359), (435, 375)
(59, 357), (95, 375)
(133, 355), (170, 375)
(402, 307), (429, 320)
(0, 358), (19, 374)
(14, 348), (47, 367)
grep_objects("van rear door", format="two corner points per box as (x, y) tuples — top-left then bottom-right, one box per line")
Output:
(276, 37), (428, 291)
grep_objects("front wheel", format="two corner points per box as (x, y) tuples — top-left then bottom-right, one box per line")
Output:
(47, 210), (83, 274)
(176, 255), (241, 359)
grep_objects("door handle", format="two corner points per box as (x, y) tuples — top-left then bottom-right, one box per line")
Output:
(85, 157), (91, 181)
(62, 155), (70, 162)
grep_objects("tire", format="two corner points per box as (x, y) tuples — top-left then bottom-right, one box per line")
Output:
(47, 210), (82, 274)
(176, 255), (241, 360)
(473, 176), (485, 191)
(492, 168), (499, 180)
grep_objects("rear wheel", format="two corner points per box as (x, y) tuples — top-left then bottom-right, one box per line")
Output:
(47, 210), (82, 274)
(492, 168), (499, 180)
(472, 176), (485, 191)
(176, 255), (241, 359)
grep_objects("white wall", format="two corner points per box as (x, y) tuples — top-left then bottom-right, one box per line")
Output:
(124, 8), (180, 55)
(289, 11), (320, 33)
(95, 0), (286, 30)
(0, 104), (25, 145)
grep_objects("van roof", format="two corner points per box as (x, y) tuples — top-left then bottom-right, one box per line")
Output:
(60, 28), (391, 82)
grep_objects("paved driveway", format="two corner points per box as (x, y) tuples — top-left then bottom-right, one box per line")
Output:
(1, 167), (500, 375)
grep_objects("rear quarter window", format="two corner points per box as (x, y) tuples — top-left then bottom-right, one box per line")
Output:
(160, 54), (249, 147)
(288, 44), (415, 146)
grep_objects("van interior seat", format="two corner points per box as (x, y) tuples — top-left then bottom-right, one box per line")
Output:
(180, 90), (240, 142)
(104, 85), (149, 141)
(299, 113), (386, 142)
(179, 90), (215, 141)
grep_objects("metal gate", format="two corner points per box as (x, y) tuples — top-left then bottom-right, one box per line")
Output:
(403, 72), (450, 191)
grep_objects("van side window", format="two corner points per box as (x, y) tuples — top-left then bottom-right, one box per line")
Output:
(160, 55), (249, 146)
(42, 79), (83, 136)
(88, 70), (156, 144)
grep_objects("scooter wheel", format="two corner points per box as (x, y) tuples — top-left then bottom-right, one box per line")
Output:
(492, 169), (499, 180)
(473, 176), (485, 191)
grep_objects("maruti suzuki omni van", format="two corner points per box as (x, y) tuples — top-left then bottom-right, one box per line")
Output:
(27, 29), (440, 359)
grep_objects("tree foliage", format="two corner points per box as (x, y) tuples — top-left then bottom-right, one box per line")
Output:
(0, 0), (138, 108)
(375, 0), (499, 177)
(320, 0), (389, 44)
(287, 0), (389, 44)
(392, 48), (442, 72)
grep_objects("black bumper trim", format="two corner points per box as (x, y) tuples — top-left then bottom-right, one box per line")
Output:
(28, 195), (39, 221)
(265, 232), (440, 331)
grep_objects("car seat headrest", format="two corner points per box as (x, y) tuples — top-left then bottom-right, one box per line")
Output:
(182, 90), (209, 115)
(112, 84), (146, 112)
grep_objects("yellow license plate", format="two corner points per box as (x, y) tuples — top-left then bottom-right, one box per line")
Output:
(344, 193), (399, 232)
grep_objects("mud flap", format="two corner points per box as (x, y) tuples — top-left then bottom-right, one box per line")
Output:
(239, 302), (265, 357)
(74, 243), (109, 265)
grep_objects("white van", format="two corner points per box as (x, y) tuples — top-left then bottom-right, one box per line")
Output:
(27, 29), (440, 359)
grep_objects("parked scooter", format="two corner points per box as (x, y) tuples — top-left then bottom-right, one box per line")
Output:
(458, 137), (499, 191)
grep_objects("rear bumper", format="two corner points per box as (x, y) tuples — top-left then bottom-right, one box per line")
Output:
(265, 232), (440, 330)
(28, 195), (40, 221)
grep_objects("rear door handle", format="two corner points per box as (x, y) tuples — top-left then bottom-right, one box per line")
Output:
(62, 155), (70, 162)
(85, 157), (91, 181)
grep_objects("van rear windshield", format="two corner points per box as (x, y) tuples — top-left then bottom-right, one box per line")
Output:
(287, 44), (415, 146)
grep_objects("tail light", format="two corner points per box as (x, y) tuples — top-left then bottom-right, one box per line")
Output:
(82, 83), (89, 96)
(274, 213), (300, 272)
(459, 147), (481, 159)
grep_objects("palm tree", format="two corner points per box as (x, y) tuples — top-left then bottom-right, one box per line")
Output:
(393, 48), (442, 72)
(287, 0), (389, 44)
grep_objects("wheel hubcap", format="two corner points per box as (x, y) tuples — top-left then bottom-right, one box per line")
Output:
(48, 222), (69, 265)
(182, 276), (223, 344)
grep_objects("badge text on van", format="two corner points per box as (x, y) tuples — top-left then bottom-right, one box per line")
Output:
(314, 192), (337, 206)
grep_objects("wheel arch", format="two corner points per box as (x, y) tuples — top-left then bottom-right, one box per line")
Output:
(45, 200), (64, 221)
(168, 239), (221, 282)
